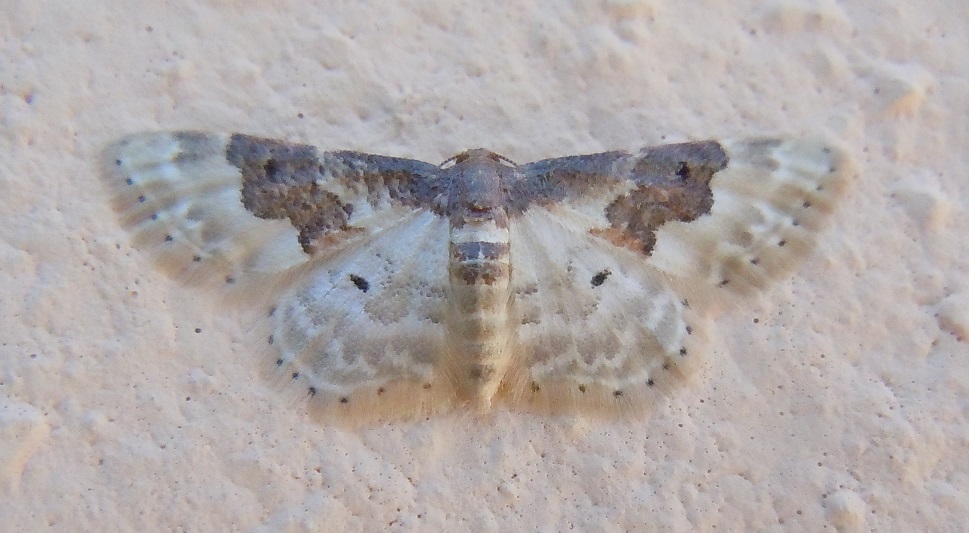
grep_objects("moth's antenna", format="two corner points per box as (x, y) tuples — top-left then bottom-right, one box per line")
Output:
(439, 153), (461, 168)
(492, 152), (518, 166)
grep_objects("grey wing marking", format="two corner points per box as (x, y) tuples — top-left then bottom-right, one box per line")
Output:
(510, 150), (629, 211)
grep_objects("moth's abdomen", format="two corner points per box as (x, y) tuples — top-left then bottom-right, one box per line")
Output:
(446, 213), (513, 411)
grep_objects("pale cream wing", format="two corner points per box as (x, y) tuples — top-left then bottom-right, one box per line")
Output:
(263, 210), (459, 423)
(102, 132), (310, 289)
(502, 137), (853, 416)
(501, 207), (710, 417)
(647, 138), (855, 295)
(104, 132), (457, 423)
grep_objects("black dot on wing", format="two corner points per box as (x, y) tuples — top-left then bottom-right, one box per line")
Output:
(263, 159), (278, 176)
(613, 390), (624, 397)
(530, 382), (540, 392)
(164, 235), (174, 242)
(578, 384), (586, 393)
(675, 161), (690, 178)
(291, 372), (299, 380)
(778, 240), (787, 247)
(377, 387), (385, 395)
(339, 397), (349, 404)
(225, 276), (236, 284)
(719, 279), (730, 287)
(192, 255), (202, 262)
(803, 200), (812, 208)
(590, 269), (611, 288)
(275, 358), (283, 367)
(685, 325), (693, 334)
(647, 379), (655, 386)
(138, 195), (146, 203)
(268, 335), (274, 345)
(151, 213), (158, 220)
(679, 348), (687, 356)
(422, 383), (432, 390)
(349, 274), (370, 293)
(751, 257), (760, 265)
(308, 386), (317, 397)
(125, 177), (133, 185)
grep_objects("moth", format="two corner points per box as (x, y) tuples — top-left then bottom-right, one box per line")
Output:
(103, 132), (851, 422)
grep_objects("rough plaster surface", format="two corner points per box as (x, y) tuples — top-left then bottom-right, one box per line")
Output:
(1, 1), (967, 531)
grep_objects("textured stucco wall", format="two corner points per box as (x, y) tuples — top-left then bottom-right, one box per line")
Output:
(1, 1), (966, 531)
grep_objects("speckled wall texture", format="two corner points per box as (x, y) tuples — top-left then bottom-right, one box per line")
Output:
(1, 1), (966, 531)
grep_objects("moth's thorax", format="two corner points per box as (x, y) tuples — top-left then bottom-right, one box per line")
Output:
(444, 152), (515, 410)
(444, 152), (513, 214)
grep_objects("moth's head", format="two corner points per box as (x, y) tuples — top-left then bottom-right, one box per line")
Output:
(441, 149), (517, 168)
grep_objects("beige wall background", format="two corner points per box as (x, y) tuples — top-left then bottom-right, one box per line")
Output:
(1, 1), (966, 531)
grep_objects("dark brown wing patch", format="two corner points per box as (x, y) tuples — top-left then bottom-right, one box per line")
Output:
(601, 142), (726, 255)
(516, 141), (727, 256)
(225, 134), (442, 254)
